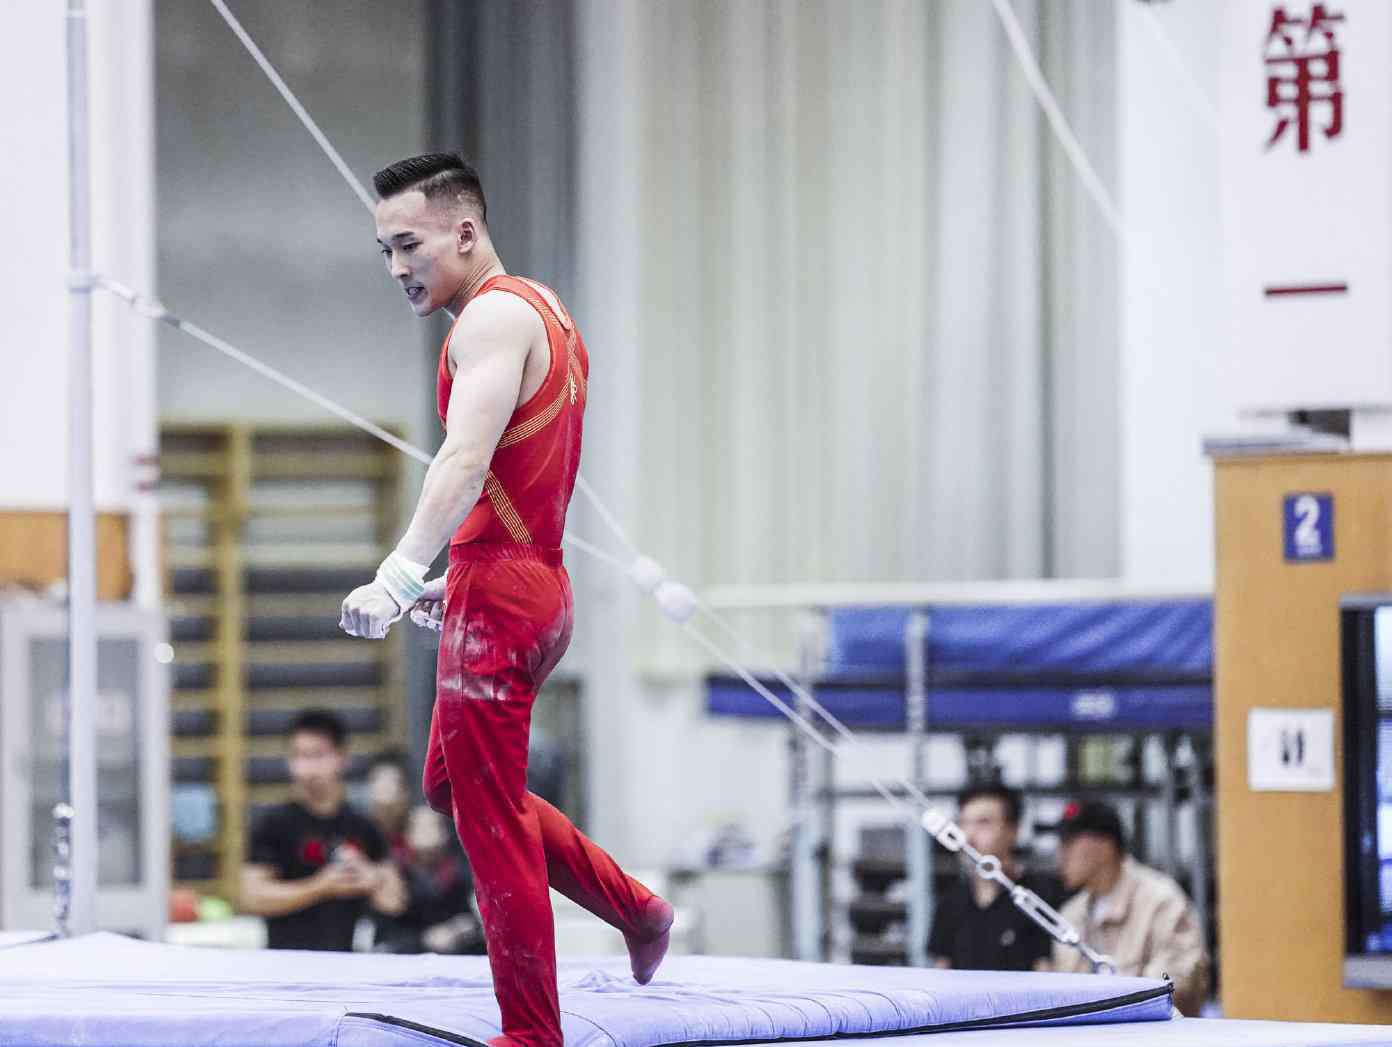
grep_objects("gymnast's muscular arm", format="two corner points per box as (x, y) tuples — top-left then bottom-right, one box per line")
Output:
(394, 291), (536, 565)
(340, 291), (539, 638)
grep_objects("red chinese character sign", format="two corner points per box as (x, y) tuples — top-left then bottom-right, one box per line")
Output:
(1265, 4), (1345, 152)
(1222, 1), (1392, 420)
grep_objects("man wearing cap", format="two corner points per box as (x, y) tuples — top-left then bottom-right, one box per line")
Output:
(1052, 801), (1209, 1016)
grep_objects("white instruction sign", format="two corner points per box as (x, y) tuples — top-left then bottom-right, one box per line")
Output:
(1247, 707), (1335, 791)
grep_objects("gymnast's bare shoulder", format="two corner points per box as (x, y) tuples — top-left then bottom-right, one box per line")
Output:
(446, 286), (549, 410)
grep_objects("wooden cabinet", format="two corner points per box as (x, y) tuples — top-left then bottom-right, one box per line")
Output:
(1214, 452), (1392, 1021)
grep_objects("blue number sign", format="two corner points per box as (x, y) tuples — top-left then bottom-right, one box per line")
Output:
(1283, 492), (1333, 563)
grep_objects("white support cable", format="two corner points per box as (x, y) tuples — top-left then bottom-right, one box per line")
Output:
(95, 277), (432, 468)
(206, 0), (375, 212)
(989, 0), (1127, 244)
(572, 474), (642, 561)
(692, 594), (936, 809)
(683, 623), (840, 762)
(560, 531), (631, 574)
(679, 621), (908, 813)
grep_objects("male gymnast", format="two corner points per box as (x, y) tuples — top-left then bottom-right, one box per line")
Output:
(340, 152), (673, 1047)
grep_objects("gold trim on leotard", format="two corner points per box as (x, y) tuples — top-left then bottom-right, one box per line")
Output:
(484, 471), (533, 544)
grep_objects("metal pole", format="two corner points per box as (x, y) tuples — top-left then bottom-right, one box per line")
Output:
(64, 0), (99, 936)
(904, 611), (930, 967)
(814, 730), (834, 960)
(1161, 733), (1179, 881)
(1187, 735), (1211, 951)
(789, 610), (825, 961)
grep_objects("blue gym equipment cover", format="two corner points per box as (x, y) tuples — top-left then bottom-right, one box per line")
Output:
(823, 601), (1211, 677)
(707, 599), (1214, 730)
(0, 933), (1174, 1047)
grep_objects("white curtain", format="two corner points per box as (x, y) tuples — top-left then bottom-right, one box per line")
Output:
(553, 0), (1125, 859)
(573, 0), (1119, 670)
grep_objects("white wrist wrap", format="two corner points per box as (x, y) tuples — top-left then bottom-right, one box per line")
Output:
(376, 551), (430, 610)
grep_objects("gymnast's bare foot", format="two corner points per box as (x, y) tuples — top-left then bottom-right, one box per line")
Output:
(626, 895), (675, 985)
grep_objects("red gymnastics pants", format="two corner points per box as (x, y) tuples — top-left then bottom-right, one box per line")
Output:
(422, 543), (656, 1047)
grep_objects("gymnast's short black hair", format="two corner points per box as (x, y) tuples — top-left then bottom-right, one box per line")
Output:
(957, 781), (1024, 827)
(372, 152), (487, 222)
(290, 708), (348, 750)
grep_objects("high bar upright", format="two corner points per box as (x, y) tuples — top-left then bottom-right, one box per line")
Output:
(64, 0), (98, 936)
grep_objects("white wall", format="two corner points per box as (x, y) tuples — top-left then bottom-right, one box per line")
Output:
(0, 1), (156, 519)
(1117, 1), (1226, 586)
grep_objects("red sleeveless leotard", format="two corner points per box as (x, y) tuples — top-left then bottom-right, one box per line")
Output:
(423, 276), (657, 1047)
(436, 274), (589, 549)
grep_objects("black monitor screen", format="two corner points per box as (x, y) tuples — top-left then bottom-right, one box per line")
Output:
(1342, 598), (1392, 982)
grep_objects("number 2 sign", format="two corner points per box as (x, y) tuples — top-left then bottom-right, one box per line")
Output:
(1283, 492), (1334, 563)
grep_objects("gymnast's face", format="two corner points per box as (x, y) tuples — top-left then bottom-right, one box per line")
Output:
(374, 190), (476, 317)
(959, 795), (1017, 862)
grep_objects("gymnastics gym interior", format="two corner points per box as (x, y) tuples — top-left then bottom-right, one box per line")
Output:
(5, 1), (1392, 1045)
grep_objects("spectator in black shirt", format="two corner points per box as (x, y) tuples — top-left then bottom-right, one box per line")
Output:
(927, 783), (1060, 972)
(241, 709), (406, 950)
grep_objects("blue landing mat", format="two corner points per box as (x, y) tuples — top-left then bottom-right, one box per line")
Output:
(0, 933), (1172, 1047)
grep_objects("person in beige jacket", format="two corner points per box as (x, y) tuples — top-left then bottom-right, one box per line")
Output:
(1050, 801), (1209, 1016)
